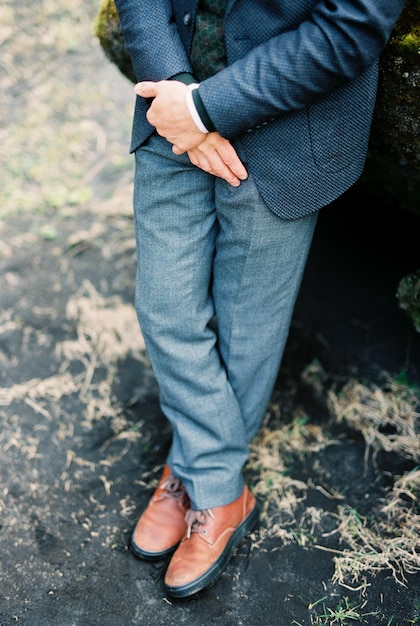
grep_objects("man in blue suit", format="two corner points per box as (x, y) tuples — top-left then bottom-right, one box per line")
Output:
(114, 0), (406, 598)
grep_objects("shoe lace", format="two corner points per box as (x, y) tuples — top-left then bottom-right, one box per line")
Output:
(160, 475), (188, 505)
(185, 508), (214, 538)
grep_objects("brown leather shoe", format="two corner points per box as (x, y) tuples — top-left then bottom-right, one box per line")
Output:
(164, 485), (259, 597)
(131, 465), (190, 560)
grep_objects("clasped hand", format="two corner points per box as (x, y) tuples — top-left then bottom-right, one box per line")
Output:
(135, 80), (247, 187)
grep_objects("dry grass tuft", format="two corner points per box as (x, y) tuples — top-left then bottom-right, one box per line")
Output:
(327, 376), (420, 464)
(248, 366), (420, 588)
(325, 376), (419, 587)
(60, 279), (145, 366)
(56, 279), (148, 429)
(332, 467), (420, 587)
(0, 373), (78, 408)
(248, 390), (335, 544)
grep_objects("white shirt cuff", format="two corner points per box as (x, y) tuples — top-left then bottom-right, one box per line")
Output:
(185, 84), (209, 134)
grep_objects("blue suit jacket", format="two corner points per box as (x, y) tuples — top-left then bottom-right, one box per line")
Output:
(115, 0), (406, 219)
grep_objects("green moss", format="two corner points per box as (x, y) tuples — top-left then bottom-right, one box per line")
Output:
(93, 0), (120, 40)
(387, 0), (420, 59)
(400, 32), (420, 48)
(392, 31), (420, 58)
(93, 0), (136, 83)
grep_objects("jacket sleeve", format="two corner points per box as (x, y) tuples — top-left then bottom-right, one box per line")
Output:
(199, 0), (407, 138)
(114, 0), (192, 81)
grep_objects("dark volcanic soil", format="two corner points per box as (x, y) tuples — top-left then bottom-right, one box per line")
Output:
(0, 2), (419, 625)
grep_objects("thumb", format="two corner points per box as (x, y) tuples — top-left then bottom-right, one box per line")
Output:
(134, 81), (158, 98)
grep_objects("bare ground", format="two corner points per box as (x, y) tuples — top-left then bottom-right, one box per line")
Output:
(0, 2), (419, 625)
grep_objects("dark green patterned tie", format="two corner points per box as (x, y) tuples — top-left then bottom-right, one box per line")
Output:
(190, 0), (228, 81)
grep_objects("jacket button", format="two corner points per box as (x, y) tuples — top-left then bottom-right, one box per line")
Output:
(183, 12), (192, 25)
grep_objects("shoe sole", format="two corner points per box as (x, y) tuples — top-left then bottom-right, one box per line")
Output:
(164, 502), (260, 598)
(131, 537), (180, 561)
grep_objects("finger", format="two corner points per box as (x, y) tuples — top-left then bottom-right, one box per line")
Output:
(188, 149), (211, 172)
(215, 143), (248, 180)
(212, 159), (242, 187)
(197, 149), (241, 187)
(226, 156), (248, 181)
(134, 81), (158, 98)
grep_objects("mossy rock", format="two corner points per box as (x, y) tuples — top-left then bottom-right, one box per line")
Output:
(396, 269), (420, 332)
(93, 0), (136, 83)
(357, 0), (420, 215)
